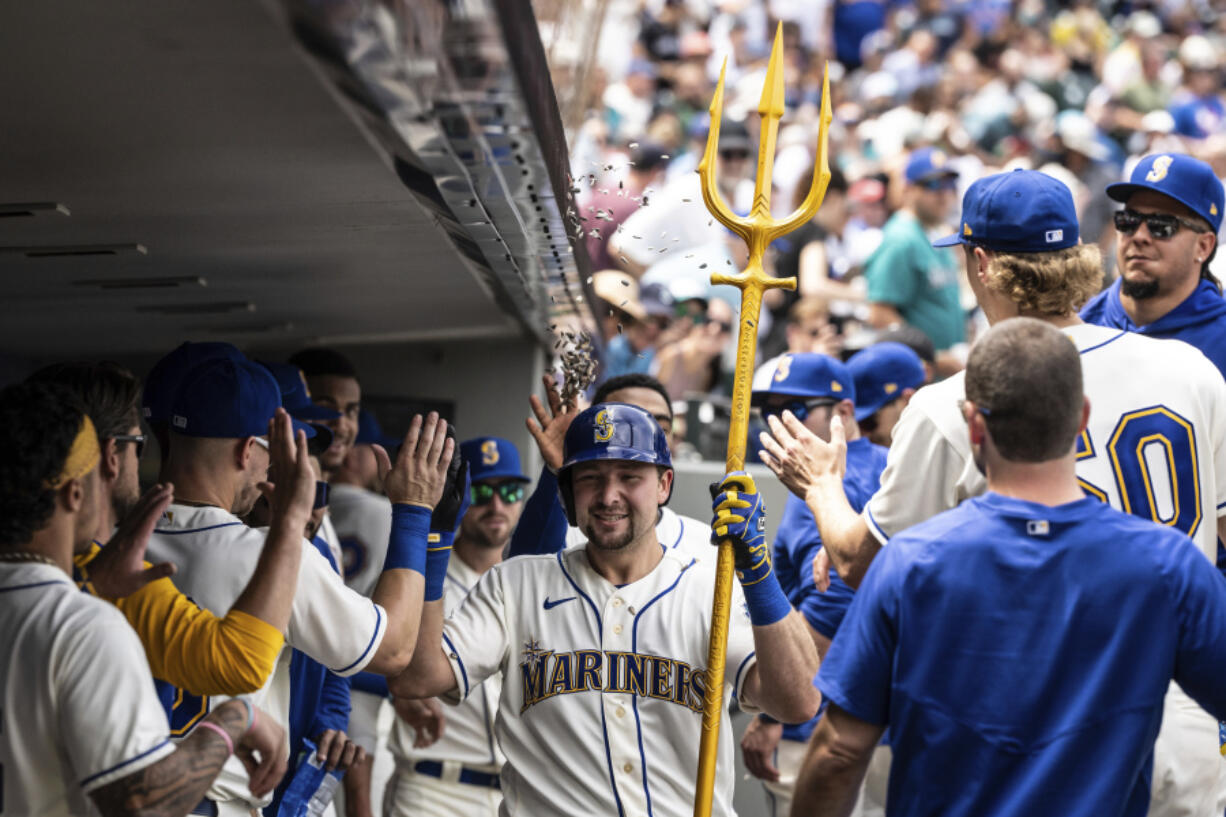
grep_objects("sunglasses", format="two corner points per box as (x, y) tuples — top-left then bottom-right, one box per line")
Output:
(112, 433), (147, 460)
(758, 398), (838, 423)
(470, 482), (525, 506)
(918, 177), (957, 192)
(1113, 209), (1208, 240)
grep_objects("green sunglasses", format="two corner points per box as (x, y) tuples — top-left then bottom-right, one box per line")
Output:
(470, 482), (526, 506)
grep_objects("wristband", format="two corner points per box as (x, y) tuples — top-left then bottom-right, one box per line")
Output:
(385, 504), (430, 575)
(237, 697), (255, 732)
(196, 721), (235, 755)
(424, 531), (454, 602)
(739, 567), (792, 627)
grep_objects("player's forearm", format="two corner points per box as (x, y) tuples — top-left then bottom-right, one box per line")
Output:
(806, 476), (879, 589)
(342, 756), (375, 817)
(746, 610), (821, 724)
(388, 599), (456, 699)
(367, 568), (425, 675)
(231, 514), (309, 633)
(90, 700), (247, 817)
(790, 716), (875, 817)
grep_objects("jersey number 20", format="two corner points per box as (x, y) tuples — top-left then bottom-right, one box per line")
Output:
(1077, 406), (1201, 536)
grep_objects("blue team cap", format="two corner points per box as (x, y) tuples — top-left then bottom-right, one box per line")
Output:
(1106, 153), (1224, 234)
(170, 357), (315, 440)
(143, 342), (245, 424)
(355, 408), (400, 450)
(848, 342), (927, 421)
(258, 361), (342, 423)
(752, 353), (856, 405)
(905, 147), (959, 185)
(932, 169), (1079, 252)
(460, 437), (530, 483)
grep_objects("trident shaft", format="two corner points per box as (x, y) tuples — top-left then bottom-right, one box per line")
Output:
(692, 23), (832, 817)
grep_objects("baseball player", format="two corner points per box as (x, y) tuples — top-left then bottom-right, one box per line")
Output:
(0, 382), (286, 817)
(145, 357), (457, 816)
(26, 360), (289, 699)
(510, 373), (711, 560)
(762, 169), (1226, 816)
(384, 436), (530, 817)
(1081, 153), (1226, 378)
(792, 318), (1226, 817)
(742, 353), (888, 817)
(845, 342), (926, 448)
(389, 402), (820, 816)
(143, 341), (247, 469)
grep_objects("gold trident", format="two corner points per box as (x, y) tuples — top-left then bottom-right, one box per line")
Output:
(692, 22), (832, 817)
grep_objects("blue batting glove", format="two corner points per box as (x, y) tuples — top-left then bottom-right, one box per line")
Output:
(710, 471), (771, 585)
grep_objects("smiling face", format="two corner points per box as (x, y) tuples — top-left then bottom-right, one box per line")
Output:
(571, 459), (672, 552)
(305, 375), (361, 470)
(1116, 190), (1215, 301)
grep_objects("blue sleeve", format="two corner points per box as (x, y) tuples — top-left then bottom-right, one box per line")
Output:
(310, 671), (352, 737)
(507, 466), (568, 558)
(349, 671), (390, 698)
(815, 540), (903, 726)
(1166, 536), (1226, 720)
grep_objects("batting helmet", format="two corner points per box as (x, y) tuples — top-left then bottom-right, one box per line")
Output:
(557, 402), (673, 525)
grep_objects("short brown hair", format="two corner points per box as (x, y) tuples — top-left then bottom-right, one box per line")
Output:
(965, 317), (1083, 462)
(979, 244), (1103, 316)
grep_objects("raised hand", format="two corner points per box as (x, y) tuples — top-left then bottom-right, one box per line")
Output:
(256, 408), (315, 529)
(758, 411), (847, 502)
(87, 483), (176, 599)
(526, 373), (585, 473)
(431, 426), (471, 532)
(375, 413), (454, 509)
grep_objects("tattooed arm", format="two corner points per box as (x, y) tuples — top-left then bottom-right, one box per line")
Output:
(90, 701), (287, 817)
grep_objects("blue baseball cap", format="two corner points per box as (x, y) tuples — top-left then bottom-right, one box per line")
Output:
(752, 353), (855, 405)
(1106, 153), (1224, 234)
(848, 342), (926, 421)
(170, 357), (316, 440)
(905, 147), (959, 185)
(933, 169), (1079, 252)
(143, 342), (245, 425)
(258, 361), (342, 423)
(355, 408), (400, 450)
(460, 437), (529, 483)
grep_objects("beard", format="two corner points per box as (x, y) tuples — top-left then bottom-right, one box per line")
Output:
(111, 485), (141, 525)
(581, 507), (640, 552)
(460, 514), (511, 551)
(1120, 275), (1160, 300)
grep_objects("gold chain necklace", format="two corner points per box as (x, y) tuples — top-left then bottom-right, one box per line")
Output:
(0, 551), (61, 568)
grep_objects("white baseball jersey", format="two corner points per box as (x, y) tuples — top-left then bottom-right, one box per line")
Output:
(442, 545), (758, 817)
(331, 482), (392, 598)
(317, 512), (344, 579)
(391, 552), (505, 770)
(565, 506), (713, 562)
(864, 324), (1226, 564)
(146, 503), (388, 808)
(0, 563), (174, 815)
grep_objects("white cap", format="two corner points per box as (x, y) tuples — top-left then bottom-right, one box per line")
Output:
(1180, 35), (1218, 71)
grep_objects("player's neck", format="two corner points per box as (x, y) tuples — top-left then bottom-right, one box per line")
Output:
(586, 531), (664, 587)
(453, 536), (502, 575)
(985, 456), (1085, 507)
(160, 462), (237, 514)
(17, 519), (75, 574)
(1120, 273), (1197, 327)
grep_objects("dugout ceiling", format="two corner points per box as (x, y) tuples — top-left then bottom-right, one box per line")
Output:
(0, 0), (592, 359)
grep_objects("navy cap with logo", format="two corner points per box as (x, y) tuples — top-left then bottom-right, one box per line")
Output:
(847, 342), (926, 422)
(170, 357), (315, 440)
(933, 169), (1079, 253)
(905, 147), (959, 185)
(460, 437), (530, 483)
(143, 342), (245, 425)
(258, 361), (342, 423)
(1106, 153), (1224, 234)
(355, 408), (401, 450)
(752, 353), (855, 405)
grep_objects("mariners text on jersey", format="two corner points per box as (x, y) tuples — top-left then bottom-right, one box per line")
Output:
(519, 645), (707, 714)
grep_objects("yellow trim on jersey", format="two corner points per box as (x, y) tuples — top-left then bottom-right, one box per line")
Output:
(1107, 407), (1201, 536)
(75, 543), (283, 696)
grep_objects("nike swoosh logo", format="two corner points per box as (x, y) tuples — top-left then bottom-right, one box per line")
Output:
(543, 596), (576, 610)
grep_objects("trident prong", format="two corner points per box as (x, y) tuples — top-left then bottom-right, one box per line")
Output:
(691, 22), (832, 817)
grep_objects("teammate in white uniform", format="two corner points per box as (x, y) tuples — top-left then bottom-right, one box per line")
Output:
(391, 403), (821, 816)
(761, 169), (1226, 817)
(0, 383), (283, 817)
(145, 357), (455, 815)
(384, 436), (529, 817)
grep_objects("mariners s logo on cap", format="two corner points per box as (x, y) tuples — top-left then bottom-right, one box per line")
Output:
(481, 439), (500, 466)
(594, 409), (614, 443)
(1146, 155), (1173, 183)
(773, 355), (792, 383)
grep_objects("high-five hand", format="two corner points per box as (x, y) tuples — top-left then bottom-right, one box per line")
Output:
(375, 412), (454, 509)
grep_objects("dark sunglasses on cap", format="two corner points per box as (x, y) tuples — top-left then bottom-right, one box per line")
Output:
(112, 433), (147, 460)
(470, 482), (526, 506)
(757, 398), (838, 423)
(1114, 209), (1209, 240)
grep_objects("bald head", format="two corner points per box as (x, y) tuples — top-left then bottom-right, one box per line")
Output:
(965, 318), (1083, 463)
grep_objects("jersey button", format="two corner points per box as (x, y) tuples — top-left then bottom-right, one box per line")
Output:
(612, 598), (623, 607)
(616, 706), (626, 718)
(613, 624), (623, 635)
(622, 762), (633, 774)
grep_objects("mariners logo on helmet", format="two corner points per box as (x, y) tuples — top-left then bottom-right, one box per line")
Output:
(593, 409), (614, 443)
(481, 439), (500, 465)
(773, 356), (792, 383)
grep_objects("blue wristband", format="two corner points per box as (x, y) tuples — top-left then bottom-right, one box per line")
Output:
(424, 530), (453, 602)
(740, 567), (792, 627)
(385, 504), (431, 575)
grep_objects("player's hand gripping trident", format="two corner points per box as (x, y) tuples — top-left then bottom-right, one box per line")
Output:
(693, 21), (833, 817)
